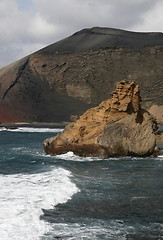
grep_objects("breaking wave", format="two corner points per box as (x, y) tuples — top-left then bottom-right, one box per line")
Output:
(0, 127), (63, 133)
(0, 168), (79, 240)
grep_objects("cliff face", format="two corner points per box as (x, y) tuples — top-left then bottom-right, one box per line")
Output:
(43, 80), (158, 157)
(0, 27), (163, 123)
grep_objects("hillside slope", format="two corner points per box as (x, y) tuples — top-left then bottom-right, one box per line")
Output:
(0, 27), (163, 123)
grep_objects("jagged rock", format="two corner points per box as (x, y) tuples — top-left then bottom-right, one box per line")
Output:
(43, 80), (158, 157)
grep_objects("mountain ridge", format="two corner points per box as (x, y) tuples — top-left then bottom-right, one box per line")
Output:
(38, 27), (163, 56)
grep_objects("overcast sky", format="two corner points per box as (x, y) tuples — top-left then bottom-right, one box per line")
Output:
(0, 0), (163, 68)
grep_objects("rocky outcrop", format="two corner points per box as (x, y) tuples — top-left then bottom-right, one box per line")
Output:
(43, 80), (158, 157)
(0, 27), (163, 123)
(148, 105), (163, 124)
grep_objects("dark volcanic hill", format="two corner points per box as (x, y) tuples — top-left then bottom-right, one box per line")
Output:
(0, 27), (163, 123)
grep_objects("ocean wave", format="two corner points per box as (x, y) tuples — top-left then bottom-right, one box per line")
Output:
(0, 167), (79, 240)
(55, 151), (131, 162)
(55, 151), (151, 162)
(42, 151), (163, 162)
(55, 151), (102, 162)
(0, 127), (63, 133)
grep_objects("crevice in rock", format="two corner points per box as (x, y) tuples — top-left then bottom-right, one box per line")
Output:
(2, 58), (29, 99)
(135, 110), (144, 124)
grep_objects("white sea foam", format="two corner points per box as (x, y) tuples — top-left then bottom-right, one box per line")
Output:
(0, 168), (79, 240)
(55, 151), (121, 162)
(55, 151), (100, 162)
(55, 151), (163, 163)
(0, 127), (63, 133)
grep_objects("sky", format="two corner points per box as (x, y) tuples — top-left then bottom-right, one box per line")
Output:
(0, 0), (163, 68)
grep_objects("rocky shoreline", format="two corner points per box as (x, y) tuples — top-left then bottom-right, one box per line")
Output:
(0, 119), (162, 155)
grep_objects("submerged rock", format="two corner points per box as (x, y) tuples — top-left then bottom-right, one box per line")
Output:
(43, 80), (158, 157)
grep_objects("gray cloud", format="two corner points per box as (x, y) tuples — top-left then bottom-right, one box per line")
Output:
(33, 0), (160, 32)
(0, 0), (163, 67)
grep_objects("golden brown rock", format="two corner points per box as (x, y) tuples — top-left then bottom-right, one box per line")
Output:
(43, 80), (158, 157)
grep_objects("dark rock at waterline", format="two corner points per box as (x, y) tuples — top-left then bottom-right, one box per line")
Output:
(43, 80), (159, 157)
(0, 27), (163, 123)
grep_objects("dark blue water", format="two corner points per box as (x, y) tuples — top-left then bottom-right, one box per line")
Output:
(0, 128), (163, 240)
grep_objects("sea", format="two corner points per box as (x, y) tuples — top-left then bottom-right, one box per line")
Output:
(0, 127), (163, 240)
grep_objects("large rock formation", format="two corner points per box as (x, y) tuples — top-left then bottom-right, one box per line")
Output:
(0, 27), (163, 123)
(43, 80), (158, 157)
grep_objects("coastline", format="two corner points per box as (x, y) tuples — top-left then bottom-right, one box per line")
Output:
(0, 122), (67, 129)
(1, 122), (162, 154)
